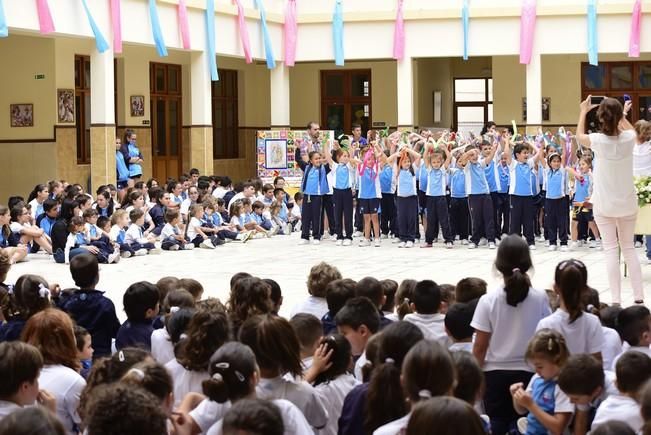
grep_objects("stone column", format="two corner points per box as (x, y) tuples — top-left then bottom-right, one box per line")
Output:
(397, 58), (414, 130)
(270, 63), (291, 129)
(90, 47), (116, 193)
(525, 53), (542, 132)
(189, 51), (214, 174)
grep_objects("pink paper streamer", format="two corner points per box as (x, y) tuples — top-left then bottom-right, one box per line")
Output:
(178, 0), (191, 49)
(393, 0), (405, 60)
(110, 0), (122, 53)
(233, 0), (252, 64)
(629, 0), (642, 58)
(36, 0), (55, 34)
(284, 0), (297, 66)
(519, 0), (537, 64)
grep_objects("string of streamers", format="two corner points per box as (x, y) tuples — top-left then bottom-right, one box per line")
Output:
(559, 127), (572, 157)
(333, 0), (344, 66)
(587, 0), (598, 66)
(178, 0), (191, 49)
(110, 0), (122, 53)
(205, 0), (219, 80)
(519, 0), (536, 64)
(393, 0), (405, 60)
(81, 0), (109, 53)
(254, 0), (276, 69)
(234, 0), (252, 64)
(629, 0), (642, 58)
(284, 0), (297, 66)
(0, 0), (7, 37)
(36, 0), (55, 34)
(358, 148), (379, 180)
(462, 0), (469, 60)
(149, 0), (167, 57)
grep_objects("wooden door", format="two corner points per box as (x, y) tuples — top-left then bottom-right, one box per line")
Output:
(150, 63), (182, 181)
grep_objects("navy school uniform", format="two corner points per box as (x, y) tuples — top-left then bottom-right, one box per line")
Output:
(36, 214), (57, 237)
(395, 166), (419, 243)
(465, 161), (496, 244)
(115, 319), (154, 351)
(0, 319), (26, 342)
(331, 162), (355, 240)
(149, 204), (166, 236)
(496, 163), (511, 235)
(86, 225), (115, 261)
(485, 158), (504, 237)
(417, 163), (428, 216)
(296, 148), (331, 241)
(508, 157), (538, 245)
(379, 165), (398, 237)
(543, 167), (569, 246)
(207, 212), (239, 241)
(121, 143), (143, 179)
(113, 226), (136, 255)
(449, 167), (470, 241)
(425, 166), (453, 244)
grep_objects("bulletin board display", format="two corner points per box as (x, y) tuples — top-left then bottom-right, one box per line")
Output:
(256, 130), (334, 187)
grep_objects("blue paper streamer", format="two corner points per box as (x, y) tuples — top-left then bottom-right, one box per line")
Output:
(462, 0), (469, 60)
(587, 0), (598, 66)
(0, 0), (8, 38)
(205, 0), (219, 81)
(81, 0), (109, 52)
(333, 0), (344, 66)
(149, 0), (167, 57)
(254, 0), (276, 69)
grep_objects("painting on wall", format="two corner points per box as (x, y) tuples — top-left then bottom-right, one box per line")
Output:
(130, 95), (145, 117)
(10, 104), (33, 127)
(57, 89), (75, 123)
(522, 97), (551, 122)
(265, 139), (288, 170)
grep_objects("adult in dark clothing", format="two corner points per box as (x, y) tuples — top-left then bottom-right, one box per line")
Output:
(51, 198), (94, 264)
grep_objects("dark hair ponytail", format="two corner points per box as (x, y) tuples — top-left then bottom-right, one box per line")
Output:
(555, 259), (588, 323)
(495, 235), (532, 307)
(202, 342), (256, 404)
(597, 98), (623, 137)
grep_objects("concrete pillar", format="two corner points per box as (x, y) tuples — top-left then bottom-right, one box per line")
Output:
(525, 53), (542, 130)
(270, 63), (291, 129)
(188, 51), (214, 174)
(90, 47), (116, 193)
(397, 58), (414, 130)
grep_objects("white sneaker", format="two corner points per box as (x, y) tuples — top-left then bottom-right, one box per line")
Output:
(529, 244), (537, 250)
(635, 241), (643, 248)
(392, 237), (401, 243)
(560, 245), (569, 252)
(353, 231), (363, 238)
(461, 239), (469, 245)
(335, 239), (343, 246)
(488, 242), (496, 250)
(374, 239), (381, 247)
(200, 240), (215, 249)
(478, 238), (488, 246)
(183, 244), (195, 250)
(445, 242), (454, 249)
(548, 245), (557, 251)
(398, 242), (406, 248)
(589, 240), (597, 248)
(359, 239), (371, 247)
(242, 231), (254, 243)
(269, 226), (280, 237)
(468, 243), (477, 249)
(405, 241), (414, 248)
(538, 235), (545, 242)
(108, 251), (120, 263)
(135, 249), (148, 256)
(343, 239), (352, 246)
(169, 245), (180, 251)
(569, 241), (579, 251)
(148, 248), (162, 255)
(120, 251), (132, 259)
(298, 238), (310, 245)
(544, 240), (550, 247)
(312, 239), (321, 245)
(329, 234), (338, 241)
(381, 234), (389, 239)
(646, 257), (651, 265)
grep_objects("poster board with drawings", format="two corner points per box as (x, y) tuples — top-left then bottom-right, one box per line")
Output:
(256, 130), (334, 187)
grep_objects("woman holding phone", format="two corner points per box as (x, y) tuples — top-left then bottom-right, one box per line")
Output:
(575, 95), (644, 305)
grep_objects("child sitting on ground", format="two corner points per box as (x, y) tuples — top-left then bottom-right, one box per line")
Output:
(66, 216), (119, 264)
(335, 296), (381, 380)
(160, 209), (193, 251)
(321, 278), (357, 335)
(380, 279), (398, 319)
(291, 262), (342, 319)
(108, 209), (135, 258)
(125, 209), (158, 255)
(74, 325), (93, 379)
(355, 277), (392, 329)
(116, 281), (160, 351)
(291, 192), (303, 231)
(614, 305), (651, 365)
(455, 277), (487, 303)
(290, 313), (323, 372)
(445, 300), (476, 352)
(403, 279), (449, 346)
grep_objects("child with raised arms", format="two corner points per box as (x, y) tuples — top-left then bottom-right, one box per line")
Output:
(296, 144), (331, 245)
(542, 148), (570, 251)
(323, 141), (358, 245)
(384, 146), (421, 248)
(568, 156), (601, 249)
(422, 141), (453, 248)
(357, 142), (384, 247)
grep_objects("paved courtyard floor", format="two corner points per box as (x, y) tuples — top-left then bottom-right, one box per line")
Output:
(7, 234), (651, 322)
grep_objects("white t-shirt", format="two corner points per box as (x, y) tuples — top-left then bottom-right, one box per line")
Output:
(592, 394), (643, 433)
(588, 130), (638, 217)
(0, 400), (21, 420)
(39, 365), (86, 435)
(291, 204), (302, 219)
(206, 399), (312, 435)
(314, 374), (359, 435)
(151, 328), (175, 365)
(536, 310), (604, 355)
(602, 326), (623, 371)
(256, 376), (329, 430)
(471, 287), (551, 371)
(612, 346), (651, 371)
(165, 359), (209, 408)
(124, 223), (146, 245)
(403, 312), (450, 347)
(353, 351), (367, 380)
(227, 192), (247, 211)
(290, 296), (329, 319)
(449, 342), (474, 353)
(180, 198), (194, 216)
(189, 399), (231, 434)
(373, 413), (411, 435)
(633, 141), (651, 177)
(212, 187), (229, 199)
(125, 205), (152, 224)
(186, 217), (204, 241)
(161, 223), (181, 240)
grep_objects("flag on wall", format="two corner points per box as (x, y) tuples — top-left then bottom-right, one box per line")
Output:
(254, 0), (276, 69)
(587, 0), (598, 66)
(0, 0), (8, 37)
(462, 0), (469, 60)
(149, 0), (167, 56)
(393, 0), (405, 60)
(333, 0), (344, 66)
(234, 0), (253, 64)
(629, 0), (642, 58)
(284, 0), (298, 66)
(178, 0), (191, 49)
(81, 0), (109, 52)
(205, 0), (219, 80)
(519, 0), (536, 64)
(36, 0), (55, 34)
(110, 0), (122, 53)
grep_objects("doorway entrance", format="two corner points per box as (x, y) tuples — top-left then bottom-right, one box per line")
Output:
(150, 62), (182, 181)
(320, 69), (372, 135)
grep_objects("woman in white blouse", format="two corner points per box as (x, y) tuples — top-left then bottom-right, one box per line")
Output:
(575, 96), (644, 304)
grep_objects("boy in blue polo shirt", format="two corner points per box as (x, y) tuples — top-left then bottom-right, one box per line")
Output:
(423, 144), (453, 248)
(36, 199), (59, 237)
(481, 140), (503, 238)
(449, 158), (469, 245)
(543, 151), (569, 251)
(496, 152), (511, 236)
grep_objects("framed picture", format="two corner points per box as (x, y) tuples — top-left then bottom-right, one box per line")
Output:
(130, 95), (145, 117)
(522, 97), (551, 122)
(10, 104), (33, 127)
(57, 89), (75, 123)
(264, 138), (288, 170)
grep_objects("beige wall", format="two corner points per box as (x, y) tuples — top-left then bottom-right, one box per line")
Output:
(492, 55), (526, 126)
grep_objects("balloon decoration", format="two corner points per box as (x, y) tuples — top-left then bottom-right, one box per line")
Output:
(178, 0), (191, 49)
(149, 0), (168, 57)
(393, 0), (405, 61)
(254, 0), (276, 69)
(284, 0), (298, 66)
(462, 0), (469, 60)
(519, 0), (536, 64)
(36, 0), (55, 34)
(205, 0), (219, 80)
(110, 0), (122, 53)
(333, 0), (344, 66)
(587, 0), (598, 66)
(0, 0), (7, 38)
(629, 0), (642, 58)
(81, 0), (109, 53)
(233, 0), (252, 64)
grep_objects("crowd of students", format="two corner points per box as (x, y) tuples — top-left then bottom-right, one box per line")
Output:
(0, 235), (651, 435)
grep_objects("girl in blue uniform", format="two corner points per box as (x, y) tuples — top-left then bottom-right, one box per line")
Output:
(423, 144), (453, 248)
(379, 153), (397, 239)
(568, 156), (600, 249)
(496, 152), (511, 236)
(387, 147), (422, 248)
(324, 144), (357, 246)
(448, 157), (469, 245)
(115, 137), (130, 194)
(296, 147), (330, 245)
(357, 145), (383, 247)
(120, 129), (143, 183)
(542, 151), (569, 251)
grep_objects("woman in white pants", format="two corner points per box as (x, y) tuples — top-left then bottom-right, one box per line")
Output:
(575, 96), (644, 305)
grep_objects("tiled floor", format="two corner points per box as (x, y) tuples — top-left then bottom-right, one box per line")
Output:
(6, 234), (651, 322)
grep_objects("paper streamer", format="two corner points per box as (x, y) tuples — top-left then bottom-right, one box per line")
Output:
(178, 0), (191, 49)
(234, 0), (252, 64)
(629, 0), (642, 58)
(36, 0), (55, 34)
(511, 120), (518, 136)
(393, 0), (405, 60)
(254, 0), (276, 69)
(333, 0), (344, 66)
(587, 0), (598, 66)
(205, 0), (218, 81)
(519, 0), (536, 64)
(81, 0), (109, 53)
(284, 0), (297, 66)
(149, 0), (167, 57)
(110, 0), (122, 53)
(0, 0), (8, 37)
(462, 0), (469, 60)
